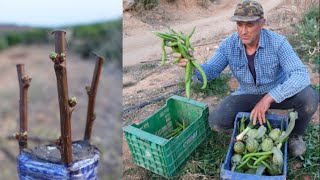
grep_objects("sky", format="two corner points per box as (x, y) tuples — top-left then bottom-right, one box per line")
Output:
(0, 0), (122, 27)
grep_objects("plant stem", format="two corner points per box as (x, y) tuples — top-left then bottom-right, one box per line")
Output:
(236, 156), (252, 169)
(84, 55), (104, 141)
(52, 30), (73, 164)
(242, 151), (273, 160)
(16, 64), (31, 152)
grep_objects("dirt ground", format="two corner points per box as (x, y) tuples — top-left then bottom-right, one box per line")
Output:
(123, 0), (319, 179)
(0, 45), (122, 179)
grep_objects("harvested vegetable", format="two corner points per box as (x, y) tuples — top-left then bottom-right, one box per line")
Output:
(234, 141), (245, 154)
(154, 27), (207, 99)
(231, 154), (242, 171)
(230, 111), (298, 176)
(246, 138), (259, 153)
(261, 138), (273, 152)
(236, 120), (254, 141)
(163, 119), (188, 139)
(247, 129), (258, 138)
(269, 128), (281, 141)
(254, 125), (267, 139)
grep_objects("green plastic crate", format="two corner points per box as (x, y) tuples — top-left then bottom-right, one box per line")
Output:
(123, 95), (211, 178)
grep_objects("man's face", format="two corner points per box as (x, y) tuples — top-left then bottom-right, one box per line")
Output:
(236, 19), (265, 47)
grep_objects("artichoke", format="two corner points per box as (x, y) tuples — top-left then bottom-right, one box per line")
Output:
(231, 154), (242, 165)
(246, 138), (259, 153)
(261, 137), (273, 152)
(234, 141), (245, 154)
(247, 129), (258, 138)
(231, 154), (242, 171)
(269, 128), (281, 141)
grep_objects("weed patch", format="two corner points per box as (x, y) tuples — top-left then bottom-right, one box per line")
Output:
(288, 6), (319, 71)
(191, 73), (231, 98)
(288, 124), (320, 179)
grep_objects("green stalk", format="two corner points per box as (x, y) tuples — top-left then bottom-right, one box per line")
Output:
(260, 160), (272, 172)
(236, 156), (252, 169)
(242, 151), (273, 160)
(247, 162), (258, 169)
(236, 120), (254, 141)
(253, 154), (271, 166)
(266, 118), (272, 133)
(161, 39), (166, 65)
(240, 115), (245, 133)
(275, 111), (298, 148)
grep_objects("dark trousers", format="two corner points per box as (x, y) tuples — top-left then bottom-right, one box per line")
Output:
(209, 86), (319, 135)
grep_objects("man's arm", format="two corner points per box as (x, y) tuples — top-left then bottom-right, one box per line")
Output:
(193, 41), (229, 82)
(268, 38), (310, 103)
(176, 40), (229, 82)
(251, 38), (310, 125)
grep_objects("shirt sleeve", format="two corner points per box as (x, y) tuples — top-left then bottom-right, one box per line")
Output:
(193, 40), (229, 82)
(268, 38), (310, 103)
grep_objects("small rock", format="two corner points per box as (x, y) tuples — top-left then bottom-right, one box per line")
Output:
(47, 146), (57, 151)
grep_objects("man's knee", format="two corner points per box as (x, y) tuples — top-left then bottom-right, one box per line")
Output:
(208, 112), (233, 131)
(210, 124), (232, 133)
(297, 86), (319, 114)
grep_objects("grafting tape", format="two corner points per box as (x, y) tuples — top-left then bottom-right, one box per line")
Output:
(17, 142), (100, 180)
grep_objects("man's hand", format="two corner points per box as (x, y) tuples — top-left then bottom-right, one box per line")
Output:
(173, 53), (188, 67)
(250, 93), (275, 125)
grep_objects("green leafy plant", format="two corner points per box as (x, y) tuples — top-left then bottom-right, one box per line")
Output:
(0, 38), (8, 50)
(288, 124), (320, 179)
(69, 19), (122, 66)
(0, 29), (50, 47)
(191, 73), (231, 98)
(288, 6), (319, 71)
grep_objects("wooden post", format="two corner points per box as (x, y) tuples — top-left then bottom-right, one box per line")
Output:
(84, 55), (104, 141)
(16, 64), (31, 152)
(50, 30), (74, 163)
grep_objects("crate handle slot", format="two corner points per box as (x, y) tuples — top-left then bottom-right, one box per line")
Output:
(183, 131), (198, 148)
(136, 136), (149, 144)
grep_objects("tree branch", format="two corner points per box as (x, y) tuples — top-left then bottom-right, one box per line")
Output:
(50, 30), (73, 163)
(84, 55), (104, 141)
(16, 64), (31, 153)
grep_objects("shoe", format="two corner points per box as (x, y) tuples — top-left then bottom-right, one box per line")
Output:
(288, 134), (306, 157)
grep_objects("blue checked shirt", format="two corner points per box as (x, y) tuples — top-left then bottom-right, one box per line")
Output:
(194, 28), (310, 103)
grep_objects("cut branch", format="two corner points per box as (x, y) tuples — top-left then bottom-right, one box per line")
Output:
(51, 30), (73, 163)
(84, 55), (104, 141)
(16, 64), (31, 153)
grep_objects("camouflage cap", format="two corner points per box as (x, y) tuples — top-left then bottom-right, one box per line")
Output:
(230, 0), (264, 22)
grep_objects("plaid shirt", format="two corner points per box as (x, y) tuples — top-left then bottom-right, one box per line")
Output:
(194, 28), (310, 103)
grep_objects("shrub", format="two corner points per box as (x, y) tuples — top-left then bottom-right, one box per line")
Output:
(69, 19), (122, 67)
(134, 0), (159, 10)
(191, 73), (231, 98)
(288, 6), (319, 70)
(0, 38), (8, 50)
